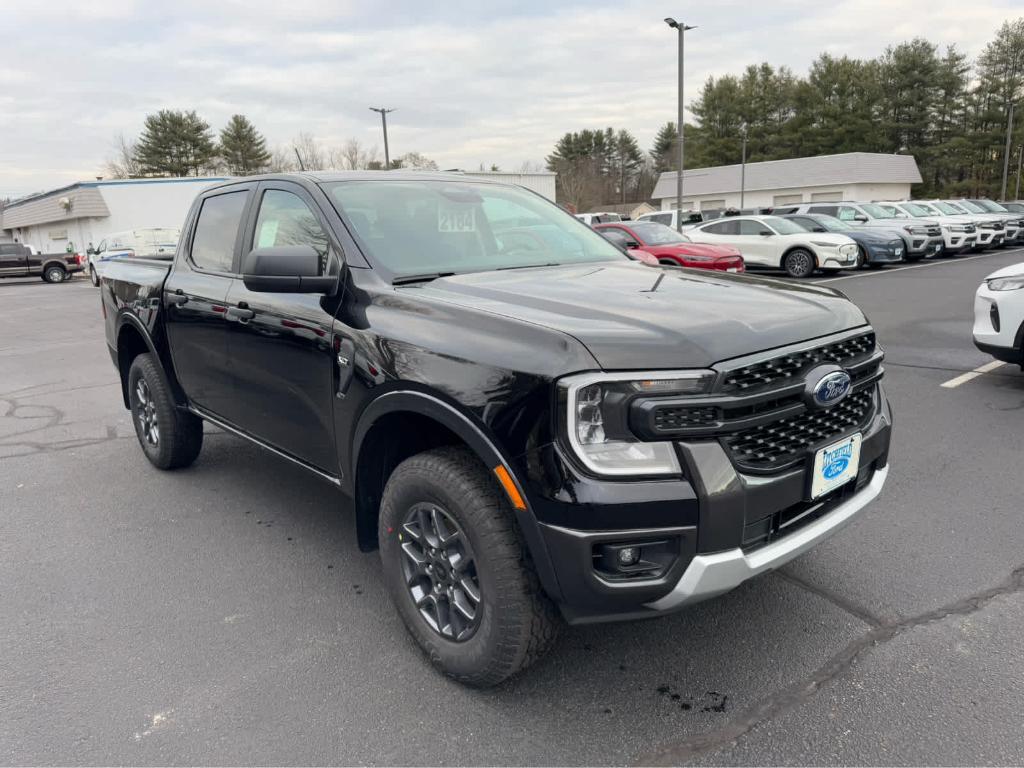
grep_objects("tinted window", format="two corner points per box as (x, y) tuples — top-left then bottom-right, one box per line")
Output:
(599, 229), (632, 249)
(702, 220), (740, 235)
(809, 205), (839, 217)
(738, 219), (766, 235)
(646, 213), (673, 226)
(253, 189), (332, 274)
(191, 191), (248, 272)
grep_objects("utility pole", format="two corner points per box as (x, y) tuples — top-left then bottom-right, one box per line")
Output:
(369, 107), (395, 169)
(740, 122), (748, 209)
(293, 147), (306, 171)
(1001, 102), (1015, 200)
(665, 18), (696, 231)
(1016, 143), (1022, 200)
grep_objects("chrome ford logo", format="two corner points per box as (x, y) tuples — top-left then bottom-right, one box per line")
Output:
(812, 370), (852, 408)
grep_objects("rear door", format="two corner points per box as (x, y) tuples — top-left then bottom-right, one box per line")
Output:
(221, 181), (342, 471)
(164, 183), (255, 417)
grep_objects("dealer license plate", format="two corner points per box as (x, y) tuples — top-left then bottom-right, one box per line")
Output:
(810, 433), (861, 500)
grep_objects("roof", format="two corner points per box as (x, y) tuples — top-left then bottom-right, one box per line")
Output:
(651, 152), (923, 200)
(1, 176), (229, 230)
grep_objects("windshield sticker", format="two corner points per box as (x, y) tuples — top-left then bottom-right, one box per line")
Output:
(257, 220), (279, 248)
(438, 206), (476, 233)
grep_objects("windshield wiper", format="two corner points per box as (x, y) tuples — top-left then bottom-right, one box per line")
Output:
(392, 272), (454, 286)
(495, 262), (560, 271)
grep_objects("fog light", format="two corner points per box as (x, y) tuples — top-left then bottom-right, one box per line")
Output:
(617, 547), (640, 567)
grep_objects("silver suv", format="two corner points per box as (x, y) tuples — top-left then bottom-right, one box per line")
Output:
(783, 202), (944, 261)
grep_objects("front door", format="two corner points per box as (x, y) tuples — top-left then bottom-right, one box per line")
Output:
(222, 182), (342, 472)
(164, 185), (253, 418)
(0, 244), (28, 275)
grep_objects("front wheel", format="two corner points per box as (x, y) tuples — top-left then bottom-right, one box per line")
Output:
(127, 353), (203, 469)
(782, 248), (816, 278)
(89, 264), (99, 287)
(855, 246), (867, 269)
(379, 447), (560, 686)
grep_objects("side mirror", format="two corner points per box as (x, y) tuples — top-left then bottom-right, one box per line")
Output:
(759, 230), (774, 236)
(813, 226), (827, 232)
(242, 245), (337, 293)
(626, 240), (640, 248)
(627, 248), (658, 266)
(853, 214), (868, 223)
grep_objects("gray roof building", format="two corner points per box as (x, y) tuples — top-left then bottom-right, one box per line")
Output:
(651, 152), (923, 208)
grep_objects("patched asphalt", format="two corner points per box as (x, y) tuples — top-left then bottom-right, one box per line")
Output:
(2, 249), (1024, 765)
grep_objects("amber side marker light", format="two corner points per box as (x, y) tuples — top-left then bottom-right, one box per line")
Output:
(493, 465), (527, 510)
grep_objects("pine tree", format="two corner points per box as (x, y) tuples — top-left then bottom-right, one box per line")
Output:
(650, 122), (677, 171)
(134, 110), (217, 177)
(219, 115), (271, 176)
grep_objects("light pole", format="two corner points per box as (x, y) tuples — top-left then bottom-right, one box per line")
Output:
(1016, 143), (1022, 200)
(369, 107), (395, 169)
(665, 18), (696, 231)
(1001, 101), (1015, 200)
(740, 122), (748, 209)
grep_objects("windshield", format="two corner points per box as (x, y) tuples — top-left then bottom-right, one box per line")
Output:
(958, 200), (985, 213)
(325, 180), (626, 279)
(973, 199), (1008, 213)
(912, 202), (940, 215)
(629, 221), (690, 244)
(860, 203), (894, 219)
(900, 203), (933, 217)
(934, 202), (962, 214)
(762, 216), (806, 235)
(807, 215), (846, 232)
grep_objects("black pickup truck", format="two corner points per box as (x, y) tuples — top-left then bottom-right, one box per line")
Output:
(0, 243), (83, 282)
(101, 172), (892, 685)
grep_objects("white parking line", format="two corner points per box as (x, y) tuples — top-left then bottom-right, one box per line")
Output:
(817, 247), (1024, 284)
(940, 360), (1007, 389)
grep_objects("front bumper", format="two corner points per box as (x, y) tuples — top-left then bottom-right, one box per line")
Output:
(973, 285), (1024, 363)
(524, 384), (893, 624)
(906, 235), (944, 257)
(865, 243), (904, 264)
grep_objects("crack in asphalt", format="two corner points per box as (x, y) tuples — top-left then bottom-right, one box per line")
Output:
(774, 569), (885, 629)
(634, 564), (1024, 766)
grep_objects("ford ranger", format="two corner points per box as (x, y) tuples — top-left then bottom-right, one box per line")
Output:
(100, 172), (892, 686)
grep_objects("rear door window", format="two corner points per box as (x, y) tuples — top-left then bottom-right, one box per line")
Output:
(190, 190), (249, 273)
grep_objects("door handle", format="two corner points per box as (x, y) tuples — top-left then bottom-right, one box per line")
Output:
(167, 292), (188, 307)
(227, 306), (255, 322)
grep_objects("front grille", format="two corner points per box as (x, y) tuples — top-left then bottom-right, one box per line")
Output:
(653, 405), (720, 430)
(721, 332), (875, 394)
(723, 389), (874, 471)
(926, 226), (941, 237)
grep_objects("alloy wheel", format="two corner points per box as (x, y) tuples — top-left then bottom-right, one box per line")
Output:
(787, 250), (813, 277)
(400, 502), (482, 642)
(134, 378), (160, 446)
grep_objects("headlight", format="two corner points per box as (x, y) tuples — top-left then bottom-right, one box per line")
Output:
(561, 371), (713, 476)
(987, 275), (1024, 291)
(903, 225), (929, 235)
(839, 243), (858, 256)
(810, 240), (837, 248)
(946, 224), (970, 232)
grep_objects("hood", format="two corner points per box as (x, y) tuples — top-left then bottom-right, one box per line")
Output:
(984, 262), (1024, 280)
(842, 228), (902, 244)
(402, 261), (866, 370)
(653, 243), (742, 259)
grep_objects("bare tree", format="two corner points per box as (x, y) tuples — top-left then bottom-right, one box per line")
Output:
(331, 138), (380, 170)
(103, 133), (143, 179)
(267, 146), (297, 172)
(291, 132), (328, 171)
(517, 160), (544, 173)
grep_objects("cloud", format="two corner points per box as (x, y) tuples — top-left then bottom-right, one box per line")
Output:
(1, 0), (1020, 197)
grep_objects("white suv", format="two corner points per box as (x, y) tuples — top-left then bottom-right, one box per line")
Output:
(877, 202), (977, 254)
(686, 214), (857, 278)
(783, 202), (943, 261)
(974, 262), (1024, 366)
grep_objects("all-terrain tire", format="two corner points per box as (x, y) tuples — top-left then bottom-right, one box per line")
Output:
(379, 447), (560, 687)
(127, 353), (203, 470)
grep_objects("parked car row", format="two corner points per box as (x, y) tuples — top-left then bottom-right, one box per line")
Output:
(599, 197), (1024, 279)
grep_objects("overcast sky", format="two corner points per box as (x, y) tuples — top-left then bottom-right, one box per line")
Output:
(0, 0), (1019, 197)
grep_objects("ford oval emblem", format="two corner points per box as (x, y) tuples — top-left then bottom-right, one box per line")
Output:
(812, 370), (852, 408)
(823, 454), (850, 479)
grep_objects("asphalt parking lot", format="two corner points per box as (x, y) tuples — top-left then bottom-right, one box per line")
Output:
(3, 250), (1024, 766)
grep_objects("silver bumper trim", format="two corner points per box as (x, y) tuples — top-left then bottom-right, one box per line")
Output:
(645, 465), (889, 611)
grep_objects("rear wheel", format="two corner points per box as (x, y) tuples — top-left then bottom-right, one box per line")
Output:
(127, 353), (203, 470)
(43, 265), (66, 283)
(782, 248), (816, 278)
(379, 447), (559, 686)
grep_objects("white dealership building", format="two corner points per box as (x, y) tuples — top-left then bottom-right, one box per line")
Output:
(0, 177), (228, 254)
(651, 152), (922, 212)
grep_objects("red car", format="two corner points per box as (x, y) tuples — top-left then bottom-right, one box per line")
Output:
(596, 221), (745, 272)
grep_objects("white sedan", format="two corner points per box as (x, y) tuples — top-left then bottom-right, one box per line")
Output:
(973, 263), (1024, 366)
(686, 215), (858, 278)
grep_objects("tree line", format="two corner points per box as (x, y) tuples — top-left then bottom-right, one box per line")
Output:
(104, 111), (438, 178)
(549, 18), (1024, 209)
